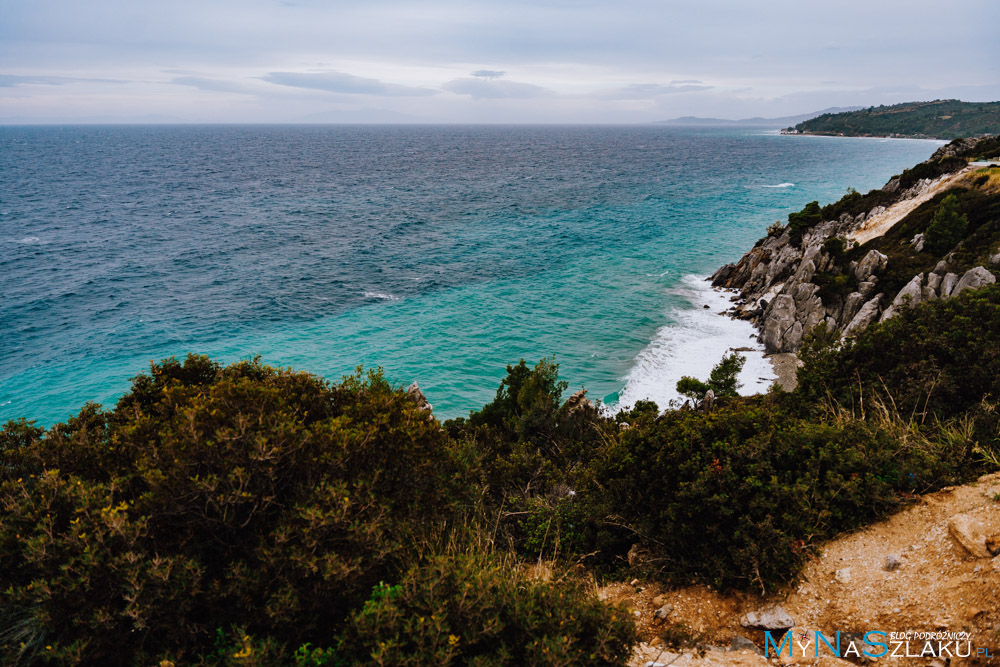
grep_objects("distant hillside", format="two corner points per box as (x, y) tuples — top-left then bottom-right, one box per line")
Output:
(657, 106), (861, 128)
(787, 100), (1000, 139)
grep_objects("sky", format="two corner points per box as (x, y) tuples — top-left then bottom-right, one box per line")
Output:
(1, 0), (998, 123)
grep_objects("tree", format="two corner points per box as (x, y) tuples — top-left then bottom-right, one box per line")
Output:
(676, 352), (746, 401)
(924, 193), (969, 255)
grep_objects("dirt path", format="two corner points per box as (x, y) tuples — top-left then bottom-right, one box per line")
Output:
(848, 168), (973, 245)
(610, 472), (1000, 666)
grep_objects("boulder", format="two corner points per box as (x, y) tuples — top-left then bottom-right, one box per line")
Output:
(853, 249), (888, 282)
(793, 259), (817, 284)
(926, 272), (942, 293)
(739, 606), (794, 631)
(729, 635), (761, 654)
(933, 259), (949, 274)
(564, 388), (594, 414)
(880, 274), (923, 321)
(839, 292), (865, 328)
(653, 604), (674, 620)
(834, 567), (851, 584)
(857, 279), (878, 298)
(909, 232), (925, 252)
(406, 382), (433, 412)
(762, 295), (797, 353)
(940, 272), (959, 297)
(885, 554), (902, 571)
(948, 511), (1000, 558)
(843, 295), (883, 336)
(952, 266), (996, 296)
(991, 252), (1000, 266)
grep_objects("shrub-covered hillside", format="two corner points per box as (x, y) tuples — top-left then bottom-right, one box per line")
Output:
(789, 99), (1000, 139)
(3, 281), (1000, 664)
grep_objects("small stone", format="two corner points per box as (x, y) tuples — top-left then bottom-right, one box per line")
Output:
(729, 635), (761, 654)
(835, 567), (852, 584)
(884, 554), (901, 571)
(629, 578), (640, 587)
(949, 511), (1000, 558)
(653, 604), (674, 620)
(739, 606), (794, 630)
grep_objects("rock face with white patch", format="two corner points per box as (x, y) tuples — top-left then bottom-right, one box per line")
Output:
(710, 137), (999, 354)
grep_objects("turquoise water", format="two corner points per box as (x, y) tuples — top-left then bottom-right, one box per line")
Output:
(0, 126), (939, 424)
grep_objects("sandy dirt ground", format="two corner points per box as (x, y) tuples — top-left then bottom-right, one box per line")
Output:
(604, 472), (1000, 666)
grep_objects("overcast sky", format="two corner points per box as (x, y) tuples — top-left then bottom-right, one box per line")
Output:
(1, 0), (998, 123)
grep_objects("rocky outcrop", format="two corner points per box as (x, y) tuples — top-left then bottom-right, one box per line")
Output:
(711, 141), (997, 352)
(406, 381), (433, 412)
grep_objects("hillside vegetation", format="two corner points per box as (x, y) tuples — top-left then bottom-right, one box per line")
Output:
(788, 99), (1000, 139)
(3, 279), (1000, 663)
(4, 141), (1000, 665)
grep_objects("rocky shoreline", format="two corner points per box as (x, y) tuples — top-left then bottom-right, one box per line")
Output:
(710, 138), (999, 357)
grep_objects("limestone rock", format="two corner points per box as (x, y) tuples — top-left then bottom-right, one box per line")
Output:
(991, 252), (1000, 266)
(881, 273), (923, 321)
(762, 295), (797, 353)
(853, 249), (888, 282)
(739, 606), (794, 630)
(840, 292), (865, 327)
(940, 272), (959, 297)
(843, 295), (882, 335)
(926, 272), (942, 292)
(729, 635), (761, 654)
(952, 266), (996, 296)
(910, 232), (925, 252)
(564, 388), (594, 414)
(406, 382), (433, 412)
(834, 567), (852, 584)
(948, 511), (1000, 558)
(654, 604), (674, 620)
(884, 554), (902, 571)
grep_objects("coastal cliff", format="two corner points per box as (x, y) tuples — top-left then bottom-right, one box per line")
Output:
(712, 136), (1000, 354)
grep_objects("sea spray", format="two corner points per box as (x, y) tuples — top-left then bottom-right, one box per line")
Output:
(612, 275), (775, 412)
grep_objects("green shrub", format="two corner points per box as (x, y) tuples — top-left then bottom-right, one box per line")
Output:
(676, 353), (746, 401)
(924, 193), (970, 254)
(334, 552), (637, 666)
(575, 395), (974, 591)
(0, 356), (476, 664)
(797, 283), (1000, 420)
(787, 201), (823, 244)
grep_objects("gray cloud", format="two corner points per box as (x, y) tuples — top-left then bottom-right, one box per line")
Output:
(604, 83), (713, 99)
(172, 76), (257, 95)
(471, 70), (505, 79)
(442, 77), (551, 99)
(0, 74), (124, 87)
(261, 71), (438, 97)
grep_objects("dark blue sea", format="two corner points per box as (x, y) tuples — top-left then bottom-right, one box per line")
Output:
(0, 125), (939, 424)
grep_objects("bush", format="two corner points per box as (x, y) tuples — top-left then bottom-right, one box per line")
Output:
(676, 353), (745, 401)
(787, 201), (823, 244)
(575, 395), (975, 591)
(0, 356), (477, 664)
(797, 283), (1000, 420)
(924, 193), (970, 254)
(334, 552), (637, 666)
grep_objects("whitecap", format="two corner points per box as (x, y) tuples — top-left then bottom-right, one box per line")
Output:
(761, 182), (795, 188)
(12, 236), (42, 244)
(362, 291), (400, 301)
(608, 275), (776, 413)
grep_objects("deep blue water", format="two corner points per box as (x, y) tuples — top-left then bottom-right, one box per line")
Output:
(0, 125), (938, 425)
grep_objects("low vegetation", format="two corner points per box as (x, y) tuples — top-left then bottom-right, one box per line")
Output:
(790, 100), (1000, 139)
(3, 249), (1000, 665)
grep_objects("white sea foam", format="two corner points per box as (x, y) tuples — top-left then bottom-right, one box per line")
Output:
(10, 236), (42, 244)
(610, 275), (776, 412)
(761, 182), (795, 188)
(362, 291), (400, 301)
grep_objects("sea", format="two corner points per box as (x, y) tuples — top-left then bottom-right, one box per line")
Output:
(0, 125), (940, 426)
